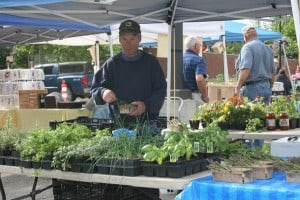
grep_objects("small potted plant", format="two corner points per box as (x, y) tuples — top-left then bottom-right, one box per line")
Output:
(189, 112), (200, 129)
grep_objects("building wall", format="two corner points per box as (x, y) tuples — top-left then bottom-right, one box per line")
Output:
(151, 50), (299, 80)
(203, 53), (299, 79)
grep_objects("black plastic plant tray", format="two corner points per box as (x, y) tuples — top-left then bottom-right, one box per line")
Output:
(141, 156), (211, 178)
(57, 101), (85, 109)
(0, 156), (5, 165)
(95, 161), (142, 176)
(41, 160), (52, 170)
(4, 157), (15, 166)
(20, 158), (32, 168)
(49, 117), (115, 131)
(32, 161), (41, 169)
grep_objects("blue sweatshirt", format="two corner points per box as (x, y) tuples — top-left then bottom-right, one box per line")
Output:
(91, 51), (167, 120)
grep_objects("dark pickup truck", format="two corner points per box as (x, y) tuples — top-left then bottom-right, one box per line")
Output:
(34, 61), (94, 100)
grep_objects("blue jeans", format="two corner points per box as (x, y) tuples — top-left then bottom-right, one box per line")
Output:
(241, 81), (271, 147)
(241, 81), (272, 103)
(243, 139), (264, 148)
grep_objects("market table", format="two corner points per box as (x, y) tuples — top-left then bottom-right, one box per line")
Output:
(0, 165), (210, 200)
(175, 172), (300, 200)
(0, 108), (92, 131)
(227, 128), (300, 140)
(162, 128), (300, 140)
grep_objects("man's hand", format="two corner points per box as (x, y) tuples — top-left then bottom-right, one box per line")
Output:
(130, 101), (146, 116)
(234, 87), (240, 96)
(201, 95), (209, 103)
(102, 89), (117, 103)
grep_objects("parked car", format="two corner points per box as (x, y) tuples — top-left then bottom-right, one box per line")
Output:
(34, 61), (94, 100)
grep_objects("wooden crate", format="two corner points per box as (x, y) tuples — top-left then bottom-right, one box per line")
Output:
(207, 83), (235, 103)
(19, 89), (48, 109)
(285, 170), (300, 182)
(212, 168), (253, 183)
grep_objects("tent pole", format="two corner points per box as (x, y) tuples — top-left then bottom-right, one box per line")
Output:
(108, 33), (114, 57)
(290, 0), (300, 65)
(95, 41), (100, 72)
(167, 25), (172, 121)
(222, 35), (229, 82)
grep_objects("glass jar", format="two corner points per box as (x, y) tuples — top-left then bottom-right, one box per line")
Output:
(266, 112), (276, 130)
(279, 112), (289, 130)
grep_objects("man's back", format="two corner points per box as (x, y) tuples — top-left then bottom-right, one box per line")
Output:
(238, 38), (274, 82)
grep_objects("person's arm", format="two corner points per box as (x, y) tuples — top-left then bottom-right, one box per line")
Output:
(90, 60), (114, 105)
(234, 68), (251, 96)
(274, 69), (281, 82)
(144, 58), (167, 119)
(194, 57), (209, 102)
(270, 73), (276, 88)
(196, 74), (209, 102)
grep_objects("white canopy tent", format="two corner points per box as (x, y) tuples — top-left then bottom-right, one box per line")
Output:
(0, 0), (298, 120)
(37, 21), (224, 46)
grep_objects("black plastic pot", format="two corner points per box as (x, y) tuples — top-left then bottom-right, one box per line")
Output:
(11, 150), (20, 157)
(218, 122), (229, 130)
(4, 157), (15, 166)
(32, 161), (41, 169)
(189, 119), (200, 129)
(20, 158), (32, 168)
(290, 118), (298, 129)
(41, 160), (52, 170)
(297, 118), (300, 128)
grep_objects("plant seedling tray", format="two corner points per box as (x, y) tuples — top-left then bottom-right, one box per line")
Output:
(212, 167), (253, 183)
(95, 158), (142, 176)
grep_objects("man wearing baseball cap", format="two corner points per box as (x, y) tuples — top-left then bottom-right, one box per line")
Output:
(91, 19), (166, 130)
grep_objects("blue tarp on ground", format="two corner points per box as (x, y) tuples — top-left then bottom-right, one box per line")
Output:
(203, 21), (282, 43)
(176, 172), (300, 200)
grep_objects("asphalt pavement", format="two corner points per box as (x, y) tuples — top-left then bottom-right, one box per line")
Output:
(1, 173), (53, 200)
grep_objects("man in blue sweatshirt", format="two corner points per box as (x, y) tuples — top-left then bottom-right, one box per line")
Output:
(91, 20), (167, 127)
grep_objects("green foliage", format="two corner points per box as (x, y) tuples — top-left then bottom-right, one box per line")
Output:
(20, 122), (94, 161)
(0, 116), (27, 150)
(272, 17), (298, 59)
(226, 42), (243, 54)
(0, 46), (12, 69)
(245, 118), (265, 132)
(215, 74), (224, 83)
(0, 43), (122, 69)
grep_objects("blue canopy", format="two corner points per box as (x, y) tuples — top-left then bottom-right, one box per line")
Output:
(0, 0), (70, 8)
(203, 21), (282, 43)
(0, 14), (109, 32)
(0, 14), (110, 46)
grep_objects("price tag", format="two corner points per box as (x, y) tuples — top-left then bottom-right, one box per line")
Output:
(170, 154), (178, 163)
(194, 142), (200, 152)
(207, 142), (214, 153)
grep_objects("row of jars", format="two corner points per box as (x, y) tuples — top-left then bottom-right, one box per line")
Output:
(266, 112), (290, 130)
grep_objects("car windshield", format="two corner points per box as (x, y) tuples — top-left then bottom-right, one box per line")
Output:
(59, 63), (85, 74)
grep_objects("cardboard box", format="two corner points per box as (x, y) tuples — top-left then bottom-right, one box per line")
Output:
(19, 89), (48, 109)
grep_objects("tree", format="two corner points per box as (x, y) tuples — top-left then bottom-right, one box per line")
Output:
(0, 46), (13, 69)
(272, 17), (298, 59)
(0, 43), (121, 69)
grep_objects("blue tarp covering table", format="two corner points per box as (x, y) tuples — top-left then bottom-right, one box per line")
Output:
(176, 172), (300, 200)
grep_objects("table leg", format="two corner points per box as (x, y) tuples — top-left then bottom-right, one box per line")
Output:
(0, 173), (7, 200)
(11, 177), (53, 200)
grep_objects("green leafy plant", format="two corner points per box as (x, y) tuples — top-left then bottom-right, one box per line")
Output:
(245, 118), (265, 132)
(0, 116), (26, 151)
(215, 74), (224, 83)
